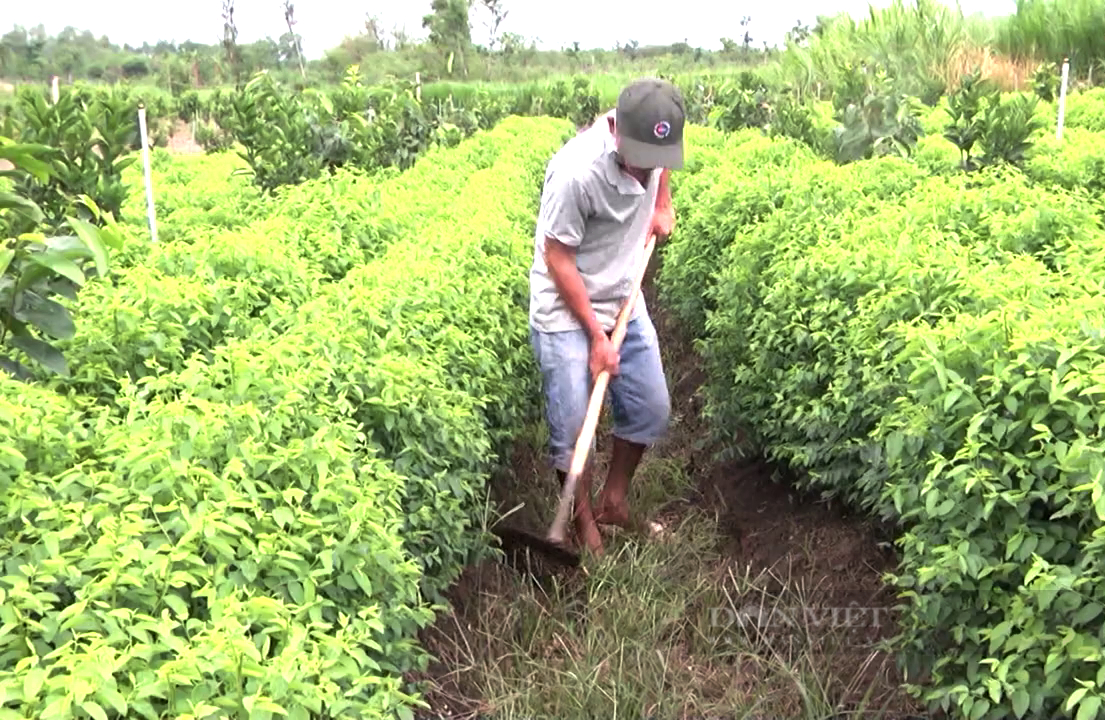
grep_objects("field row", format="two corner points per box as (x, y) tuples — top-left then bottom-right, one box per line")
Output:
(4, 84), (1105, 719)
(1, 116), (576, 718)
(657, 112), (1105, 719)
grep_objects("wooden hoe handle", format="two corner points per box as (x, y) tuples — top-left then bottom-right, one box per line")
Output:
(546, 232), (658, 546)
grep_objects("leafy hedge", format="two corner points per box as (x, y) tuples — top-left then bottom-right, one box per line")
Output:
(658, 128), (1105, 719)
(117, 149), (264, 245)
(1025, 127), (1105, 199)
(1064, 87), (1105, 133)
(0, 115), (572, 718)
(659, 135), (928, 337)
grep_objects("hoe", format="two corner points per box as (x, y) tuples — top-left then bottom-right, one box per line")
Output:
(492, 231), (657, 569)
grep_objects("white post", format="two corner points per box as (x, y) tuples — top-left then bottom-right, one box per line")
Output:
(1057, 57), (1070, 141)
(415, 71), (421, 101)
(50, 76), (59, 104)
(138, 104), (158, 243)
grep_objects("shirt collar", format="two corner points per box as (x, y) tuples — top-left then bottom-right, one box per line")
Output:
(600, 123), (646, 196)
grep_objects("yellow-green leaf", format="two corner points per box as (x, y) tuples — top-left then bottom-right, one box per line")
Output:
(22, 667), (45, 700)
(81, 701), (108, 720)
(66, 216), (109, 278)
(29, 250), (85, 286)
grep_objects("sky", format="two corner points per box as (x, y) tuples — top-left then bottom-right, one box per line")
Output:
(10, 0), (1017, 61)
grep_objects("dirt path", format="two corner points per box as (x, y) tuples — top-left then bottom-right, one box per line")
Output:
(409, 259), (929, 719)
(166, 119), (203, 155)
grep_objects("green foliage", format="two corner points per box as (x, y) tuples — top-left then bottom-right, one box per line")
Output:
(659, 123), (1105, 719)
(913, 133), (963, 175)
(708, 72), (775, 133)
(194, 121), (233, 153)
(831, 66), (924, 164)
(767, 93), (825, 151)
(1025, 127), (1105, 197)
(0, 138), (121, 382)
(211, 69), (597, 193)
(978, 92), (1047, 167)
(944, 70), (1047, 171)
(0, 115), (572, 719)
(943, 70), (996, 170)
(114, 150), (261, 245)
(563, 77), (601, 129)
(994, 0), (1105, 81)
(3, 82), (174, 154)
(1065, 88), (1105, 133)
(883, 298), (1105, 720)
(658, 133), (927, 337)
(705, 71), (825, 152)
(222, 72), (330, 192)
(5, 87), (139, 233)
(1033, 61), (1059, 102)
(175, 89), (201, 123)
(1, 370), (431, 719)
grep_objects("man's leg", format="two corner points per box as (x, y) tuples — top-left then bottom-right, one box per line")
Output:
(530, 326), (604, 554)
(597, 311), (671, 528)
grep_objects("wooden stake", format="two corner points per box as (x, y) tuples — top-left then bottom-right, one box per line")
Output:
(1057, 57), (1070, 141)
(138, 104), (159, 243)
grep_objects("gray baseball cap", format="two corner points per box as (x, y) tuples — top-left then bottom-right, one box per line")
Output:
(614, 78), (686, 170)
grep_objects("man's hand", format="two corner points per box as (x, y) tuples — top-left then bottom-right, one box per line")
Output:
(650, 205), (675, 241)
(589, 330), (619, 380)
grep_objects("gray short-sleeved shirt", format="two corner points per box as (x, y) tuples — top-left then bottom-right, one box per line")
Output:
(529, 113), (660, 334)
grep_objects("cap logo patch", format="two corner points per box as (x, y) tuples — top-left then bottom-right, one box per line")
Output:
(653, 121), (671, 139)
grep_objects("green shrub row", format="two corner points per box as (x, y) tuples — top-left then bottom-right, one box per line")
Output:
(909, 121), (1105, 200)
(56, 117), (570, 404)
(659, 132), (930, 337)
(1025, 127), (1105, 199)
(1, 371), (428, 719)
(0, 115), (573, 719)
(119, 120), (549, 284)
(658, 129), (1105, 719)
(1064, 87), (1105, 133)
(117, 149), (265, 246)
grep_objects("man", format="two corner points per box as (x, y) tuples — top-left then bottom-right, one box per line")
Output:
(528, 77), (684, 556)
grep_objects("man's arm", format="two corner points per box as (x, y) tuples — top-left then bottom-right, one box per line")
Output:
(537, 170), (605, 339)
(544, 239), (605, 340)
(655, 168), (672, 212)
(650, 168), (675, 239)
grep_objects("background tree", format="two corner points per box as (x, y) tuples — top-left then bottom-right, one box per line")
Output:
(478, 0), (509, 51)
(283, 0), (306, 79)
(221, 0), (241, 88)
(422, 0), (472, 77)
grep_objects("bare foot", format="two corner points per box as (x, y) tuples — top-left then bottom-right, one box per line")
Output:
(574, 513), (604, 556)
(594, 492), (631, 529)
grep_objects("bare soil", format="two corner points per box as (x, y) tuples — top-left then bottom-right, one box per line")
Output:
(408, 256), (931, 719)
(167, 119), (203, 155)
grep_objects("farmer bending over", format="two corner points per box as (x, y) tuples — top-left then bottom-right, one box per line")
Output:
(529, 77), (684, 555)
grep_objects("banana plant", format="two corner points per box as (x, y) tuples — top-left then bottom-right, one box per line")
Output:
(0, 138), (122, 381)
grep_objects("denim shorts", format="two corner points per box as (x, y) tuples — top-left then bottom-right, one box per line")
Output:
(529, 310), (671, 472)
